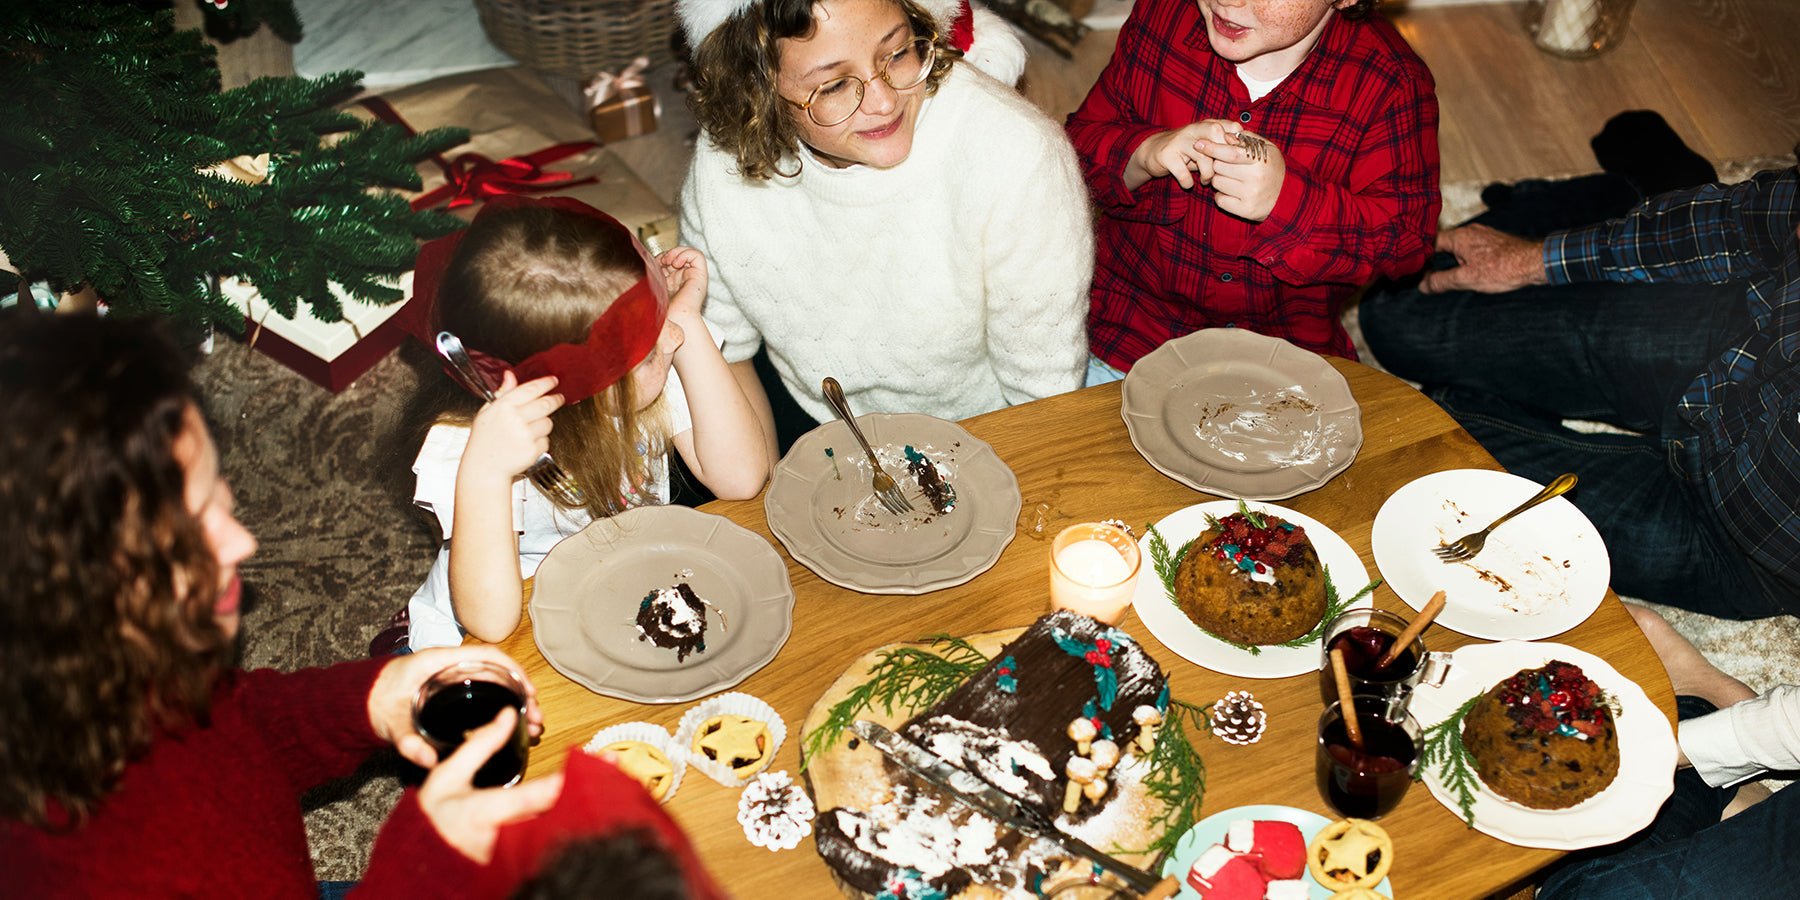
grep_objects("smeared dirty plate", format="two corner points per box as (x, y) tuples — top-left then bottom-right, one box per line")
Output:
(765, 413), (1020, 595)
(1122, 328), (1362, 500)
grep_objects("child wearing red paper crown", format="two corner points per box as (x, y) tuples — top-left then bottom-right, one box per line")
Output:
(1067, 0), (1440, 375)
(399, 197), (774, 649)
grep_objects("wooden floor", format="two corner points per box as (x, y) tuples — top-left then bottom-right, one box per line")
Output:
(1392, 0), (1800, 184)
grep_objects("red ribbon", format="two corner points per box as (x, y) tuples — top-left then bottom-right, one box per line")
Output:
(356, 97), (600, 210)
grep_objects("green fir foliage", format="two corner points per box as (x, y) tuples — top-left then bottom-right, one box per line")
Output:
(1115, 697), (1208, 862)
(0, 1), (466, 329)
(1419, 693), (1484, 826)
(800, 636), (989, 771)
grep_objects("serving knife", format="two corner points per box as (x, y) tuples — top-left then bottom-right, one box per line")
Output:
(851, 720), (1179, 899)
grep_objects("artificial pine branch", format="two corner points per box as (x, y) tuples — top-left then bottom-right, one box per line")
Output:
(800, 636), (989, 771)
(0, 0), (467, 328)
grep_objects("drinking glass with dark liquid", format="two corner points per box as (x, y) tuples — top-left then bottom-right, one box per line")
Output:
(413, 661), (530, 788)
(1318, 608), (1450, 714)
(1315, 696), (1420, 819)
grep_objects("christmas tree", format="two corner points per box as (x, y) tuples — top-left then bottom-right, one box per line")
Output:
(0, 0), (468, 327)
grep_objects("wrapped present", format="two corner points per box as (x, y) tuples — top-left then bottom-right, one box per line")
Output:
(584, 57), (660, 144)
(351, 67), (676, 244)
(221, 273), (414, 393)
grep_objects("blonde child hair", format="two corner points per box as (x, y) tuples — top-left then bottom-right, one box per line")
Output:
(434, 203), (669, 517)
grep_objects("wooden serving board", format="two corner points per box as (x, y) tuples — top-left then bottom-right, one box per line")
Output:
(799, 627), (1170, 898)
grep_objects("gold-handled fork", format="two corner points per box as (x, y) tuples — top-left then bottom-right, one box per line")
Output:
(820, 377), (914, 516)
(1433, 472), (1578, 563)
(435, 331), (587, 509)
(1230, 130), (1271, 164)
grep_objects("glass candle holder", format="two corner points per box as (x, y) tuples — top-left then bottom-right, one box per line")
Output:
(1049, 522), (1142, 624)
(1524, 0), (1637, 59)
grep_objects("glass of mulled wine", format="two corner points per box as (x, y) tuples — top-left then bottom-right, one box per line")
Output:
(1316, 695), (1420, 819)
(1317, 608), (1451, 715)
(412, 660), (530, 788)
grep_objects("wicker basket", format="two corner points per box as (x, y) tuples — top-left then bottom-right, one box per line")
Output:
(475, 0), (677, 83)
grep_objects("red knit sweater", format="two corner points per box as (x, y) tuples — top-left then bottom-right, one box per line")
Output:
(2, 658), (481, 897)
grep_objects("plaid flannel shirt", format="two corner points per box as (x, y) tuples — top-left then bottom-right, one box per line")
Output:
(1545, 168), (1800, 599)
(1067, 0), (1440, 367)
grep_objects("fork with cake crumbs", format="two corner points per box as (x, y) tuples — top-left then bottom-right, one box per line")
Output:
(820, 377), (914, 516)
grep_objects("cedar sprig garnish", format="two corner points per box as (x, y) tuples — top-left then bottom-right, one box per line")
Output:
(1277, 571), (1381, 649)
(1112, 697), (1208, 862)
(799, 635), (988, 771)
(1419, 693), (1484, 826)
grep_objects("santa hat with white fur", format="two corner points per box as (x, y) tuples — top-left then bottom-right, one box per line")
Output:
(675, 0), (1027, 87)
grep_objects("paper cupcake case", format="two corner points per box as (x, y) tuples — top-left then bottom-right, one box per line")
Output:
(673, 691), (787, 787)
(583, 721), (686, 804)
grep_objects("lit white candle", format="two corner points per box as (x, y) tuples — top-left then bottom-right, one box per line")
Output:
(1049, 523), (1142, 624)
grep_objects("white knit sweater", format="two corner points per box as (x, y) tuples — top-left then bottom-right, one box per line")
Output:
(679, 63), (1093, 424)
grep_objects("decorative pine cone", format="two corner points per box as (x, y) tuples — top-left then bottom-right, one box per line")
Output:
(1210, 690), (1267, 745)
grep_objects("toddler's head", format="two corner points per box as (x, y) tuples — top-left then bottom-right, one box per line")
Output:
(425, 198), (681, 514)
(1198, 1), (1375, 72)
(436, 200), (680, 414)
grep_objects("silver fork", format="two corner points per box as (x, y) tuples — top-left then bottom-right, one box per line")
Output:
(1231, 130), (1271, 163)
(1434, 472), (1578, 563)
(820, 377), (914, 516)
(435, 331), (588, 509)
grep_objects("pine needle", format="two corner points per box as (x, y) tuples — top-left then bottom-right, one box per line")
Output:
(799, 635), (988, 771)
(1419, 693), (1484, 826)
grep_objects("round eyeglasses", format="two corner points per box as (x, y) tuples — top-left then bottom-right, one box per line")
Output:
(785, 37), (938, 128)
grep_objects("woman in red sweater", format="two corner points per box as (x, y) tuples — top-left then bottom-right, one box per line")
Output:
(0, 312), (563, 896)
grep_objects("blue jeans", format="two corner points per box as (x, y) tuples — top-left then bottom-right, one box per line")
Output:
(1360, 181), (1779, 617)
(1536, 697), (1796, 899)
(1085, 353), (1125, 387)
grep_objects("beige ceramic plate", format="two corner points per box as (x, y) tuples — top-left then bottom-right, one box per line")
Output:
(531, 505), (794, 704)
(1121, 328), (1362, 500)
(765, 413), (1021, 594)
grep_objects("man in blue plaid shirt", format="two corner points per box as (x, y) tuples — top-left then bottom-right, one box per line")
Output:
(1361, 155), (1798, 619)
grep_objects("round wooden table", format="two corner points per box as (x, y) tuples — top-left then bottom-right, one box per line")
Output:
(490, 360), (1675, 898)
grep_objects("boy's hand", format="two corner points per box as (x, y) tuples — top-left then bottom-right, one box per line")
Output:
(1420, 225), (1549, 294)
(658, 246), (708, 322)
(462, 371), (562, 484)
(1199, 128), (1285, 221)
(1128, 120), (1234, 190)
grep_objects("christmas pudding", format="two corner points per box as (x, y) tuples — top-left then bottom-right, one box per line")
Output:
(636, 583), (711, 662)
(1461, 661), (1620, 810)
(808, 611), (1176, 898)
(1173, 508), (1325, 645)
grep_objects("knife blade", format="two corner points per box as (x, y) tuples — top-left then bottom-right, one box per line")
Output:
(852, 720), (1178, 898)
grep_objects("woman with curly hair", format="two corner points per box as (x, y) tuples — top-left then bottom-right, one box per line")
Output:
(0, 311), (562, 896)
(677, 0), (1093, 450)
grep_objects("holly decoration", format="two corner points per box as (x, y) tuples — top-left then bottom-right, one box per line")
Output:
(1052, 626), (1134, 711)
(1209, 690), (1267, 745)
(995, 655), (1018, 694)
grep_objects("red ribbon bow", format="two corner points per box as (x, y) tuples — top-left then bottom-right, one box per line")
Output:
(356, 97), (599, 211)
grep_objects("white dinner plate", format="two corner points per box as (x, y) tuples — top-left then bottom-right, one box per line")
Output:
(1372, 469), (1609, 640)
(1133, 501), (1372, 678)
(1410, 641), (1676, 850)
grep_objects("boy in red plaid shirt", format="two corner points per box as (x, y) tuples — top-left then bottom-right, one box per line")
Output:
(1068, 0), (1440, 375)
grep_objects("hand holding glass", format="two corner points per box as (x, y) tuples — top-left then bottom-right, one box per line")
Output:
(412, 660), (530, 788)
